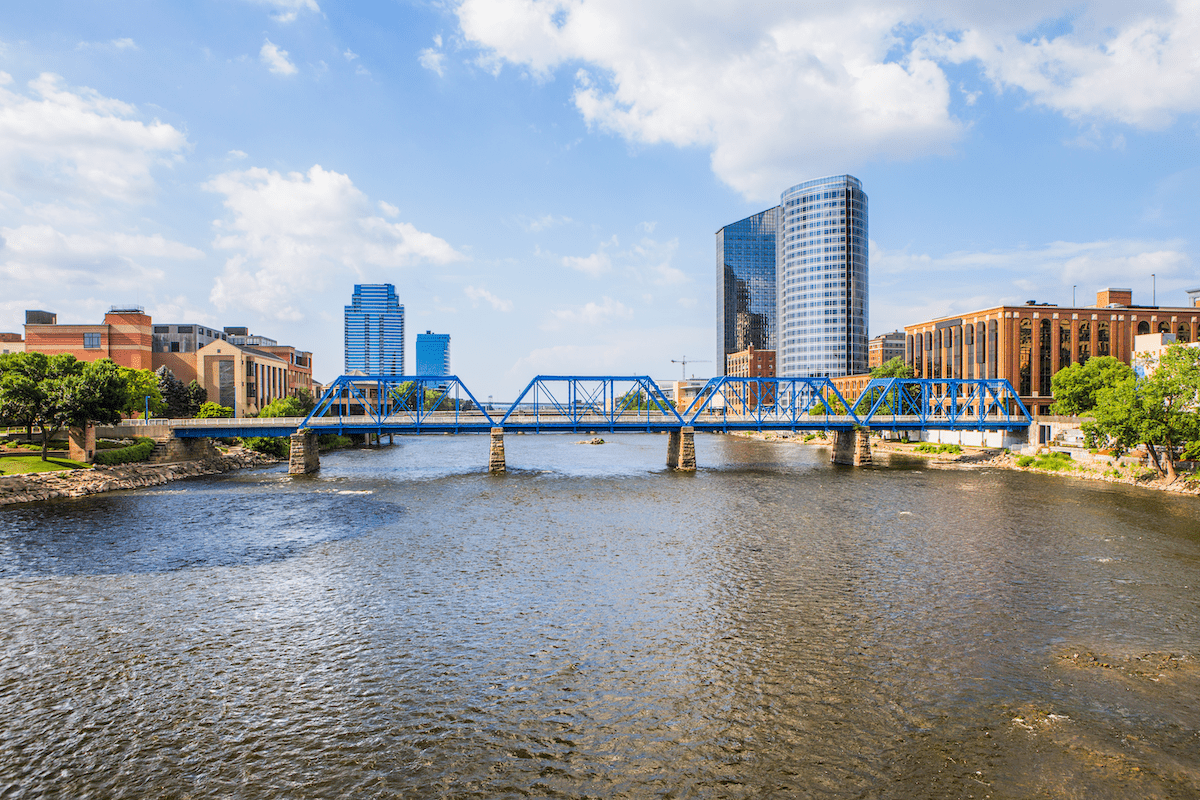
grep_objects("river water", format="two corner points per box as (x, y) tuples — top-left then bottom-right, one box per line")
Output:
(1, 434), (1198, 799)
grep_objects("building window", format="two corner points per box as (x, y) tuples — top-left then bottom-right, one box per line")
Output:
(1137, 320), (1150, 335)
(1060, 319), (1071, 370)
(1098, 321), (1110, 356)
(1078, 321), (1091, 363)
(171, 341), (180, 352)
(1040, 319), (1052, 396)
(1019, 319), (1032, 396)
(83, 333), (101, 349)
(1178, 323), (1190, 343)
(1158, 321), (1170, 334)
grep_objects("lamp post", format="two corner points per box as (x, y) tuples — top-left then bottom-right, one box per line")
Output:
(1152, 273), (1156, 306)
(144, 395), (150, 421)
(1072, 285), (1076, 306)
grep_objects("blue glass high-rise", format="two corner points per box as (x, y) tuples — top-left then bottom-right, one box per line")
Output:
(344, 284), (405, 375)
(715, 207), (780, 374)
(776, 175), (868, 378)
(415, 330), (451, 378)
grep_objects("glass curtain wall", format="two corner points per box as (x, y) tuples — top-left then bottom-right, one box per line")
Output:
(776, 175), (868, 378)
(716, 208), (780, 374)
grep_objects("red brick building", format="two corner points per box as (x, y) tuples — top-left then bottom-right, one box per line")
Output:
(24, 306), (154, 370)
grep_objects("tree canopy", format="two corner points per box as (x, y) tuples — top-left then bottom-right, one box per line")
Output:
(0, 353), (129, 459)
(1084, 345), (1200, 481)
(870, 356), (913, 379)
(1049, 356), (1134, 416)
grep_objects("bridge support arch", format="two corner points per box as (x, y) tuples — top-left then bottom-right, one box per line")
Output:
(289, 429), (320, 475)
(831, 429), (871, 466)
(489, 428), (506, 473)
(667, 427), (696, 471)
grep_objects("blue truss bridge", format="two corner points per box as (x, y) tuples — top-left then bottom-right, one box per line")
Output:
(165, 374), (1032, 438)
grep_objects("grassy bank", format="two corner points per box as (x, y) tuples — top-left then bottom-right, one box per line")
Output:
(0, 454), (92, 475)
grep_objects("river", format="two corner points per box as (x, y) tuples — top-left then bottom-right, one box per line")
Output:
(1, 434), (1198, 798)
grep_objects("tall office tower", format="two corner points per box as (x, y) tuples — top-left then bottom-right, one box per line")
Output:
(776, 175), (868, 378)
(715, 206), (780, 375)
(344, 284), (405, 375)
(415, 330), (451, 377)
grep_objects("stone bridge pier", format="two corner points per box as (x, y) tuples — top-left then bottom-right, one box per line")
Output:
(667, 427), (696, 471)
(289, 429), (320, 474)
(489, 428), (506, 473)
(831, 428), (871, 466)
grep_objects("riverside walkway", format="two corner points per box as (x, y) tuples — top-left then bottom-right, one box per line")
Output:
(144, 375), (1031, 473)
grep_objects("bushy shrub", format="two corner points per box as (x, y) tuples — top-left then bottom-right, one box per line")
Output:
(318, 433), (354, 450)
(241, 436), (289, 457)
(94, 437), (156, 466)
(195, 402), (234, 418)
(915, 443), (962, 455)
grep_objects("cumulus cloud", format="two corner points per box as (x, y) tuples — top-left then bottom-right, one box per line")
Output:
(454, 0), (1200, 198)
(519, 213), (571, 232)
(419, 48), (446, 76)
(205, 165), (463, 321)
(260, 39), (297, 76)
(465, 284), (514, 311)
(562, 250), (611, 277)
(0, 72), (188, 202)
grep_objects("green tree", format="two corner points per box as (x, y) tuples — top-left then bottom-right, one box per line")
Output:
(156, 366), (192, 418)
(118, 367), (166, 418)
(257, 395), (309, 418)
(870, 356), (913, 379)
(195, 401), (234, 418)
(187, 380), (207, 414)
(1084, 345), (1200, 481)
(0, 352), (50, 438)
(1049, 356), (1134, 416)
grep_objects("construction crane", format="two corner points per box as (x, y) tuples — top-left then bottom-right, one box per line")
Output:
(671, 356), (711, 381)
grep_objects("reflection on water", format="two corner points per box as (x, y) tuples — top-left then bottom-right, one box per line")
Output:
(1, 434), (1198, 798)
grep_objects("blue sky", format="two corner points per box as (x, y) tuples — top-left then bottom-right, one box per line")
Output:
(2, 0), (1197, 398)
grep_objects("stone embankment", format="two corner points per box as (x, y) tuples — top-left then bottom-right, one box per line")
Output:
(0, 449), (281, 507)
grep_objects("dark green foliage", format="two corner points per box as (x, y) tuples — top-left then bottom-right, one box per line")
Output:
(94, 437), (156, 466)
(914, 442), (962, 454)
(187, 380), (207, 413)
(257, 396), (309, 418)
(318, 434), (354, 450)
(241, 436), (289, 457)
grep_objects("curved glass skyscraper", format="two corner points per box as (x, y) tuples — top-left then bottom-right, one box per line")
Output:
(776, 175), (868, 377)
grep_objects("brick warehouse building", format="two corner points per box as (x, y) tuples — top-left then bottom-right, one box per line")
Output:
(904, 288), (1200, 416)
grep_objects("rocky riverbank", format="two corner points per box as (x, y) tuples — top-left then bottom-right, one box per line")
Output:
(0, 448), (282, 507)
(731, 431), (1200, 496)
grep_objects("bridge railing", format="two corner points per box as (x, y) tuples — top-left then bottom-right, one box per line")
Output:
(498, 376), (684, 429)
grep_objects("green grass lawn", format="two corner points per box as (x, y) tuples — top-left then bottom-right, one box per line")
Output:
(0, 455), (93, 475)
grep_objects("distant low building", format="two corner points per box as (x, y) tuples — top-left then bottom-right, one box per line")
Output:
(0, 333), (24, 355)
(1132, 332), (1200, 377)
(196, 339), (291, 418)
(725, 346), (775, 378)
(868, 331), (905, 369)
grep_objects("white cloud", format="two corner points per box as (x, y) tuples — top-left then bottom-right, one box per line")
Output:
(562, 250), (611, 276)
(343, 49), (358, 61)
(870, 237), (1194, 332)
(419, 48), (446, 77)
(112, 38), (137, 50)
(465, 284), (514, 311)
(260, 39), (297, 76)
(0, 72), (188, 202)
(520, 213), (571, 232)
(205, 165), (464, 321)
(544, 296), (632, 329)
(454, 0), (1200, 199)
(245, 0), (320, 23)
(926, 0), (1200, 128)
